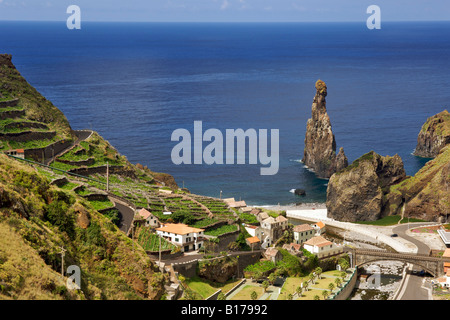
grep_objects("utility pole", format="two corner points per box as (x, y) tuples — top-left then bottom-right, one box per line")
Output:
(159, 235), (161, 265)
(59, 246), (67, 278)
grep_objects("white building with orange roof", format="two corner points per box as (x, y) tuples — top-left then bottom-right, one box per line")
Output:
(312, 221), (326, 235)
(303, 235), (343, 258)
(156, 223), (205, 252)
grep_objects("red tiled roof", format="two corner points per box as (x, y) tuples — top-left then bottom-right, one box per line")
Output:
(138, 208), (152, 220)
(156, 223), (204, 235)
(293, 224), (314, 232)
(304, 236), (332, 248)
(246, 236), (260, 244)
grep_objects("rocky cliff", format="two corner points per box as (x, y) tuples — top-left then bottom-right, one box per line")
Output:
(302, 80), (348, 178)
(326, 151), (406, 222)
(413, 110), (450, 158)
(387, 144), (450, 222)
(327, 110), (450, 223)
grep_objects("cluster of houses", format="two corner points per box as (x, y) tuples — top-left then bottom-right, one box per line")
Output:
(133, 201), (343, 261)
(241, 206), (343, 262)
(134, 208), (206, 253)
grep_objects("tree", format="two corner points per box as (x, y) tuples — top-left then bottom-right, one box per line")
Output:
(314, 295), (320, 300)
(303, 281), (309, 292)
(339, 257), (350, 271)
(287, 293), (293, 300)
(296, 286), (302, 297)
(268, 273), (277, 285)
(335, 278), (342, 288)
(250, 291), (258, 300)
(328, 283), (335, 292)
(322, 290), (329, 300)
(262, 281), (270, 293)
(309, 272), (315, 284)
(315, 267), (323, 279)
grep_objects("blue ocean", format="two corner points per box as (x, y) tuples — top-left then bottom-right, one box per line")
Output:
(2, 21), (449, 205)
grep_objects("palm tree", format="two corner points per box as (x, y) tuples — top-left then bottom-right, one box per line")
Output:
(251, 291), (258, 300)
(309, 272), (315, 284)
(303, 281), (309, 292)
(315, 267), (323, 279)
(328, 283), (335, 292)
(322, 290), (329, 300)
(314, 295), (320, 300)
(296, 286), (302, 298)
(335, 278), (342, 288)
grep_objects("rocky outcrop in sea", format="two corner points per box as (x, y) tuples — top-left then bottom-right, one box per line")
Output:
(302, 80), (348, 179)
(326, 151), (406, 222)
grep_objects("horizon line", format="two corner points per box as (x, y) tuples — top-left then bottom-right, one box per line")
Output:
(1, 19), (450, 24)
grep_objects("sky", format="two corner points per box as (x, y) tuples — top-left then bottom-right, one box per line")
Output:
(0, 0), (449, 22)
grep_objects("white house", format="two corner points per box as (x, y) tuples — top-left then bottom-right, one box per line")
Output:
(303, 236), (343, 258)
(155, 223), (205, 252)
(293, 224), (315, 245)
(312, 221), (326, 235)
(136, 208), (160, 228)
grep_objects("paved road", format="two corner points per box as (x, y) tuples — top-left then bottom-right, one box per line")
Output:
(112, 201), (135, 235)
(392, 222), (435, 300)
(44, 129), (93, 165)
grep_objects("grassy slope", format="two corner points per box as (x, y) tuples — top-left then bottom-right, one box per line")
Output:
(387, 144), (450, 218)
(0, 154), (166, 300)
(0, 55), (74, 151)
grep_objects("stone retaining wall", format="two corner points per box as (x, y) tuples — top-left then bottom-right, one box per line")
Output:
(25, 139), (73, 163)
(0, 98), (19, 108)
(0, 109), (25, 120)
(0, 130), (56, 142)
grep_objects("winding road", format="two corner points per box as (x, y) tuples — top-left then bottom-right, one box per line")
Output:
(392, 222), (436, 300)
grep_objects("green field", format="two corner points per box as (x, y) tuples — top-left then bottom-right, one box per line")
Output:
(136, 227), (177, 253)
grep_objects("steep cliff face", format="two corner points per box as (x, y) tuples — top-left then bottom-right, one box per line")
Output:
(387, 144), (450, 222)
(326, 151), (406, 222)
(384, 110), (450, 222)
(413, 110), (450, 158)
(302, 80), (347, 179)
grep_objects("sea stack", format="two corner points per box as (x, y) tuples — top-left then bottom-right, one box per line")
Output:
(302, 80), (348, 179)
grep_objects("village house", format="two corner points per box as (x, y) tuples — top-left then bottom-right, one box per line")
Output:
(293, 224), (315, 245)
(282, 243), (302, 256)
(434, 269), (450, 288)
(312, 221), (326, 235)
(246, 236), (261, 251)
(240, 206), (253, 213)
(303, 235), (343, 259)
(260, 215), (288, 247)
(136, 208), (160, 228)
(155, 223), (205, 252)
(5, 149), (25, 159)
(244, 224), (264, 240)
(264, 247), (282, 263)
(256, 211), (269, 223)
